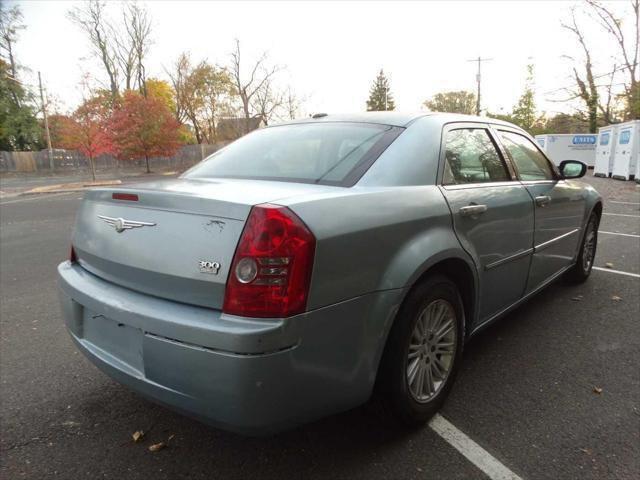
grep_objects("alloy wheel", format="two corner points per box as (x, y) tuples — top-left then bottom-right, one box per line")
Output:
(582, 220), (597, 272)
(406, 299), (457, 403)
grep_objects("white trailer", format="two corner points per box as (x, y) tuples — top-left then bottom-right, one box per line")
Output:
(533, 134), (597, 167)
(535, 135), (549, 151)
(594, 125), (619, 177)
(612, 120), (640, 181)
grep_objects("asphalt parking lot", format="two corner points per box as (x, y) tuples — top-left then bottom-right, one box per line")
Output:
(1, 175), (638, 479)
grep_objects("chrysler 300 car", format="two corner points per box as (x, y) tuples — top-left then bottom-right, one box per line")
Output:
(58, 112), (601, 434)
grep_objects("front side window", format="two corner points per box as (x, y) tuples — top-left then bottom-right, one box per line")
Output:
(442, 128), (510, 185)
(183, 122), (401, 186)
(499, 131), (555, 181)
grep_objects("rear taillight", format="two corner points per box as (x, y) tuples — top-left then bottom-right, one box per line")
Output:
(223, 204), (316, 318)
(70, 245), (77, 263)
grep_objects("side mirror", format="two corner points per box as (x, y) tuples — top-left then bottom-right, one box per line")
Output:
(559, 160), (587, 179)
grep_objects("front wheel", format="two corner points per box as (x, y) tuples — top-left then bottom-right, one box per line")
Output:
(565, 212), (599, 283)
(376, 275), (465, 425)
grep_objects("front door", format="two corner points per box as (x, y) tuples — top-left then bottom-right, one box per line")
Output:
(496, 129), (586, 293)
(438, 124), (535, 325)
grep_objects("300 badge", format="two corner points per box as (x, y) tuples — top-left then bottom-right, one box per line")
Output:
(199, 260), (221, 275)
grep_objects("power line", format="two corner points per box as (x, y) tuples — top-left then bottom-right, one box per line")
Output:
(467, 57), (493, 115)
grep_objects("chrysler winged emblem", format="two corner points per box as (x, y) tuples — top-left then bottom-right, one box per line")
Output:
(98, 215), (156, 233)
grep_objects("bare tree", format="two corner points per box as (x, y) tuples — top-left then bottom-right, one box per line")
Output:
(562, 10), (600, 132)
(69, 1), (152, 98)
(166, 52), (190, 124)
(112, 11), (136, 91)
(230, 39), (281, 133)
(586, 0), (639, 119)
(251, 81), (284, 126)
(0, 1), (24, 79)
(68, 0), (119, 99)
(283, 87), (302, 120)
(563, 1), (639, 123)
(123, 2), (152, 96)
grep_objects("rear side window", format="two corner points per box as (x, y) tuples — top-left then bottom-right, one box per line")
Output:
(442, 128), (510, 185)
(499, 131), (554, 181)
(183, 122), (402, 186)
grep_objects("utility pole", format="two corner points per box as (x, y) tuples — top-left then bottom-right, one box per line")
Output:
(38, 71), (54, 170)
(467, 57), (493, 116)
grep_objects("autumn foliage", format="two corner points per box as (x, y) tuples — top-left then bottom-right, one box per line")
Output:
(58, 97), (113, 180)
(109, 91), (182, 173)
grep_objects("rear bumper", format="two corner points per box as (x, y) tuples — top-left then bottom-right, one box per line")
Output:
(58, 261), (403, 434)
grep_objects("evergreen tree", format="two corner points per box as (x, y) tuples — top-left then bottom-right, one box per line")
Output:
(511, 64), (543, 134)
(366, 69), (395, 111)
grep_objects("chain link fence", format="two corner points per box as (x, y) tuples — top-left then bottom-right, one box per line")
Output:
(0, 144), (225, 174)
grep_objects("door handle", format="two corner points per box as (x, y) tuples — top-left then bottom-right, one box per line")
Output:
(535, 195), (551, 207)
(459, 204), (488, 217)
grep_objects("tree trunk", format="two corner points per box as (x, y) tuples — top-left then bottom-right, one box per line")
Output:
(88, 156), (96, 182)
(145, 155), (150, 174)
(242, 95), (250, 134)
(588, 101), (598, 133)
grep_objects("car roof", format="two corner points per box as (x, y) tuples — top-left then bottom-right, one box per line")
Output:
(279, 112), (521, 129)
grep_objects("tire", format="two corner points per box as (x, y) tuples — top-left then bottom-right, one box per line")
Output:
(565, 212), (599, 284)
(376, 274), (465, 426)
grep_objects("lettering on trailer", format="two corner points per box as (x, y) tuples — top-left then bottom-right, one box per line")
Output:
(599, 133), (610, 146)
(619, 129), (631, 145)
(572, 135), (597, 145)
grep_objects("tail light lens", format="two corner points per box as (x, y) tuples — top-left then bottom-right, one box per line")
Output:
(223, 204), (316, 318)
(70, 245), (78, 263)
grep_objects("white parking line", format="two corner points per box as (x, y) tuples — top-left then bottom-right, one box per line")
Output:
(602, 213), (640, 218)
(609, 201), (640, 205)
(429, 414), (523, 480)
(593, 267), (640, 278)
(599, 231), (640, 238)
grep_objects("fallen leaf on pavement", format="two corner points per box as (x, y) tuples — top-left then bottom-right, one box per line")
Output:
(148, 442), (166, 452)
(580, 448), (592, 455)
(132, 431), (144, 443)
(605, 263), (614, 269)
(593, 386), (603, 394)
(611, 295), (622, 301)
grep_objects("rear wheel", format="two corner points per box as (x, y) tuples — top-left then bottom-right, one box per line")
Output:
(377, 275), (465, 425)
(565, 212), (599, 283)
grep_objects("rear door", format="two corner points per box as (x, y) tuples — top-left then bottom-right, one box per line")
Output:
(438, 123), (535, 325)
(495, 128), (586, 293)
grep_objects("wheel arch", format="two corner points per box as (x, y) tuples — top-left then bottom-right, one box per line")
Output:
(372, 251), (478, 391)
(592, 200), (603, 222)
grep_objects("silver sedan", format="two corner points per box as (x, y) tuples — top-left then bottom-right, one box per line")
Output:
(58, 112), (602, 434)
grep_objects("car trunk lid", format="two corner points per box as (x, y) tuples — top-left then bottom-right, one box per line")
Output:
(72, 178), (334, 309)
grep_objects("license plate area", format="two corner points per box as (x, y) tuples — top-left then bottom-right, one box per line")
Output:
(82, 308), (143, 373)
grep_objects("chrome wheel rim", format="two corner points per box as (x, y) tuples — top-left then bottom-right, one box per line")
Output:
(406, 299), (457, 403)
(582, 220), (596, 272)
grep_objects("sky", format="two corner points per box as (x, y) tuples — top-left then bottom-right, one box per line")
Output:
(8, 0), (633, 118)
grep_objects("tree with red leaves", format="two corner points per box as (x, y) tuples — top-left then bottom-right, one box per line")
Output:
(109, 91), (182, 173)
(58, 97), (112, 181)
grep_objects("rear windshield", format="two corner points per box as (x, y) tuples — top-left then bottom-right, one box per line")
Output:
(183, 122), (403, 186)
